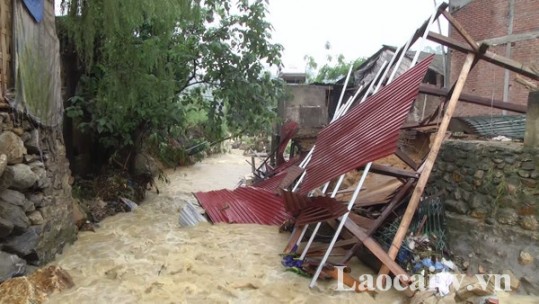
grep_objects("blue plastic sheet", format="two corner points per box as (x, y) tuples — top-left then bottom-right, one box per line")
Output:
(22, 0), (44, 23)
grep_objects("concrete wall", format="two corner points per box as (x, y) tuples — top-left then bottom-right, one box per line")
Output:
(428, 140), (538, 294)
(449, 0), (539, 117)
(280, 85), (329, 138)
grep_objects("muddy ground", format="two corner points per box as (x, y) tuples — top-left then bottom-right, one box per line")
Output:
(47, 150), (535, 303)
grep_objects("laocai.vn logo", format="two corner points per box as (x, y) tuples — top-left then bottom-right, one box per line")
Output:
(333, 266), (513, 293)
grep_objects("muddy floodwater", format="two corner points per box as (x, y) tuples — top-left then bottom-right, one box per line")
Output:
(48, 151), (535, 304)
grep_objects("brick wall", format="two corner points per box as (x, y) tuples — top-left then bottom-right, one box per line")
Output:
(449, 0), (539, 117)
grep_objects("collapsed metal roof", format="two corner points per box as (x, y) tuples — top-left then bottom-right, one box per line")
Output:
(194, 187), (289, 225)
(453, 115), (526, 139)
(300, 55), (434, 194)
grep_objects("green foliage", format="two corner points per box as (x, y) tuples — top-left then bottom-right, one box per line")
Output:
(304, 41), (365, 83)
(60, 0), (285, 155)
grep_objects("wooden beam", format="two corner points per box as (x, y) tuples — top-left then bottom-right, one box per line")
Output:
(379, 53), (477, 277)
(441, 10), (479, 51)
(343, 218), (410, 281)
(394, 149), (419, 171)
(419, 84), (527, 113)
(367, 163), (419, 179)
(427, 31), (539, 81)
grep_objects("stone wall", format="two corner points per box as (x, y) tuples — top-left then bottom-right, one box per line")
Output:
(0, 112), (77, 282)
(428, 139), (538, 294)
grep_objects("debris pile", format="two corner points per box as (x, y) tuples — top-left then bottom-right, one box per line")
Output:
(190, 2), (539, 300)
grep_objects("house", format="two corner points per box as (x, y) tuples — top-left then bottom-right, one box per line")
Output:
(449, 0), (539, 117)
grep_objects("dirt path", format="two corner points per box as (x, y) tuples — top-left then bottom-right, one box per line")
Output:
(48, 151), (405, 304)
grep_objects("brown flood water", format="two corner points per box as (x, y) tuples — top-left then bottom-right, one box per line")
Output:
(48, 151), (536, 304)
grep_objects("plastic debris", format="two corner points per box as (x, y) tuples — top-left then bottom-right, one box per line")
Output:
(428, 272), (454, 297)
(119, 197), (138, 211)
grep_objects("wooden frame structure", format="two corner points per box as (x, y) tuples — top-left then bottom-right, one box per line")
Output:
(280, 3), (539, 294)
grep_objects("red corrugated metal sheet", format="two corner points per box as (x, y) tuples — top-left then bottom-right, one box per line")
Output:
(194, 186), (289, 225)
(280, 190), (348, 225)
(253, 164), (303, 193)
(300, 56), (434, 194)
(277, 120), (299, 165)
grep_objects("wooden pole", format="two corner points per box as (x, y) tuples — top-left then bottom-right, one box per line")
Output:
(378, 53), (476, 276)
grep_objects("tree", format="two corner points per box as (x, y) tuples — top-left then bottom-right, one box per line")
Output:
(304, 41), (365, 83)
(60, 0), (284, 160)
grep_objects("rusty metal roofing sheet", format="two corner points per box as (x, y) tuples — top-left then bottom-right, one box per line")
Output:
(300, 56), (434, 194)
(193, 186), (289, 225)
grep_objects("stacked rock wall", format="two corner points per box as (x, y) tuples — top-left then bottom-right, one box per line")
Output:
(0, 112), (76, 282)
(428, 140), (538, 294)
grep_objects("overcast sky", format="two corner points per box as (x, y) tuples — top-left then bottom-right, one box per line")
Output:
(267, 0), (447, 72)
(55, 1), (448, 73)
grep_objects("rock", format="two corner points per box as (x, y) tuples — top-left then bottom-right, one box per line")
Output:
(456, 275), (494, 301)
(0, 251), (26, 283)
(23, 154), (38, 164)
(27, 212), (44, 225)
(473, 170), (485, 179)
(26, 193), (44, 208)
(520, 161), (536, 171)
(0, 166), (13, 192)
(520, 178), (537, 188)
(0, 154), (7, 177)
(504, 157), (515, 164)
(0, 131), (27, 164)
(0, 218), (14, 238)
(470, 194), (488, 210)
(517, 170), (530, 178)
(0, 189), (34, 212)
(71, 200), (87, 228)
(3, 226), (41, 258)
(132, 152), (158, 178)
(24, 130), (42, 154)
(492, 158), (504, 164)
(0, 265), (74, 304)
(30, 167), (49, 189)
(519, 215), (538, 231)
(0, 201), (30, 233)
(7, 164), (38, 190)
(501, 269), (520, 291)
(496, 208), (518, 225)
(518, 251), (534, 265)
(444, 200), (468, 214)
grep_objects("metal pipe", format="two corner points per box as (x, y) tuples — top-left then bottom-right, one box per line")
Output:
(411, 11), (437, 66)
(335, 65), (354, 114)
(309, 162), (373, 288)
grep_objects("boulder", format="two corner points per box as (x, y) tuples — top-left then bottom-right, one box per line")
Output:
(0, 251), (26, 283)
(24, 130), (41, 154)
(0, 162), (13, 192)
(72, 200), (87, 228)
(0, 266), (74, 304)
(3, 226), (41, 258)
(519, 215), (538, 231)
(30, 167), (49, 190)
(0, 189), (34, 212)
(0, 217), (14, 238)
(0, 154), (7, 177)
(132, 152), (158, 177)
(496, 208), (518, 226)
(518, 251), (534, 265)
(26, 193), (44, 208)
(0, 131), (27, 164)
(0, 201), (30, 233)
(7, 164), (37, 190)
(27, 212), (44, 226)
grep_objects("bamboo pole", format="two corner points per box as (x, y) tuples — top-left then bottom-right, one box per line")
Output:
(378, 53), (476, 276)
